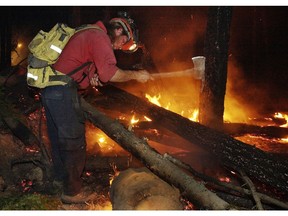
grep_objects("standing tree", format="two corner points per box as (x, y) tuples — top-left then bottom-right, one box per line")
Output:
(199, 6), (233, 129)
(0, 7), (12, 70)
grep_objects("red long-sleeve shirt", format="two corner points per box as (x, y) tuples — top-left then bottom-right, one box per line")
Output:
(53, 21), (118, 89)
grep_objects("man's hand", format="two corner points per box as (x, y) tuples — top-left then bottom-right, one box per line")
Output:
(134, 70), (154, 83)
(90, 74), (103, 87)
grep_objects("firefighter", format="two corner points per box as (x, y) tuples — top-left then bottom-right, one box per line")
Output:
(41, 12), (153, 204)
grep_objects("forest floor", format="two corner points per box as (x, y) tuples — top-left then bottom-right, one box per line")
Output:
(0, 131), (114, 211)
(1, 73), (288, 211)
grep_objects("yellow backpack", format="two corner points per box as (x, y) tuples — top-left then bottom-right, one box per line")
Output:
(27, 23), (102, 88)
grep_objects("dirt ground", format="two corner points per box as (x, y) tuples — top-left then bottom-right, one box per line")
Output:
(0, 129), (114, 210)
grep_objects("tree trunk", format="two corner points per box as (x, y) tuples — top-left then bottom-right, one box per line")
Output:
(81, 97), (234, 210)
(92, 84), (288, 195)
(0, 7), (12, 70)
(199, 6), (233, 129)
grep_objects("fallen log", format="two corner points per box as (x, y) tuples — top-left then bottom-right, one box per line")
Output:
(0, 103), (52, 183)
(81, 97), (235, 210)
(89, 90), (288, 139)
(85, 155), (143, 172)
(222, 123), (288, 138)
(110, 167), (184, 210)
(92, 84), (288, 195)
(1, 116), (40, 147)
(164, 153), (288, 209)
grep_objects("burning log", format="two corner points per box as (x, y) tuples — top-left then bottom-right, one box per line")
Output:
(110, 167), (184, 210)
(222, 123), (288, 138)
(81, 97), (235, 210)
(92, 84), (288, 195)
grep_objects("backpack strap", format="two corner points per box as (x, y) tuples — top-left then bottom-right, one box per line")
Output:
(48, 62), (92, 83)
(75, 24), (103, 33)
(67, 61), (92, 76)
(48, 25), (102, 84)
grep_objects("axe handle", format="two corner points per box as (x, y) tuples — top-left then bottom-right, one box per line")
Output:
(151, 69), (195, 79)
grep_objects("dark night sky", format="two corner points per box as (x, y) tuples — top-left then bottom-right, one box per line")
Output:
(1, 6), (288, 112)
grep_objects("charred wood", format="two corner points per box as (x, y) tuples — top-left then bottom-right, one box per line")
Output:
(222, 123), (288, 138)
(239, 170), (264, 210)
(216, 192), (276, 210)
(165, 153), (288, 210)
(94, 84), (288, 195)
(91, 94), (288, 139)
(200, 6), (233, 128)
(81, 97), (235, 210)
(85, 155), (143, 172)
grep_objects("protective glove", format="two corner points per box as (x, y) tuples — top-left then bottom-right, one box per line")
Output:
(134, 70), (154, 83)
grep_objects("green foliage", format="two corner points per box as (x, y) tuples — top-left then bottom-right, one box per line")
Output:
(0, 193), (61, 210)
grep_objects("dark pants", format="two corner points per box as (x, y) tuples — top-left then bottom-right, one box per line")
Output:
(41, 83), (86, 196)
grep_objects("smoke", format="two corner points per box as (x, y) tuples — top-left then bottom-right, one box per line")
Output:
(225, 57), (272, 122)
(137, 7), (207, 73)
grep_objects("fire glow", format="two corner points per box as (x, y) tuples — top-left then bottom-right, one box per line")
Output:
(274, 112), (288, 128)
(145, 93), (200, 122)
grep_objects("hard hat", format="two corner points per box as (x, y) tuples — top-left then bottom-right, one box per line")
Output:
(110, 13), (139, 53)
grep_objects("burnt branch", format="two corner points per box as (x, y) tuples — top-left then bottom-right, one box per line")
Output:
(164, 153), (288, 209)
(239, 170), (264, 210)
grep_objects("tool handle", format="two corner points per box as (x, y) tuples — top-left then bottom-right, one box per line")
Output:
(151, 68), (199, 79)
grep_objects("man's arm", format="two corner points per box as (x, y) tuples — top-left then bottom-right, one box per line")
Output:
(110, 69), (153, 83)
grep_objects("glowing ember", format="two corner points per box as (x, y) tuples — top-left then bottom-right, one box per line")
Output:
(144, 116), (152, 122)
(280, 137), (288, 143)
(21, 179), (33, 192)
(85, 122), (128, 156)
(118, 115), (126, 120)
(98, 136), (105, 144)
(86, 122), (115, 154)
(128, 114), (140, 131)
(218, 176), (231, 183)
(274, 112), (288, 127)
(25, 147), (39, 153)
(130, 115), (139, 125)
(85, 171), (92, 177)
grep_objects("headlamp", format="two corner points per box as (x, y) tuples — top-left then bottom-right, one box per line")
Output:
(122, 39), (138, 53)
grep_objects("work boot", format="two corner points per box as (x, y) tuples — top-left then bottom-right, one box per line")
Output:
(61, 190), (97, 204)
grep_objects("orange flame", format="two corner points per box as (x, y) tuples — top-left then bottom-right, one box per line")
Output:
(130, 115), (139, 125)
(274, 112), (288, 127)
(145, 93), (199, 122)
(188, 109), (199, 122)
(145, 93), (161, 107)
